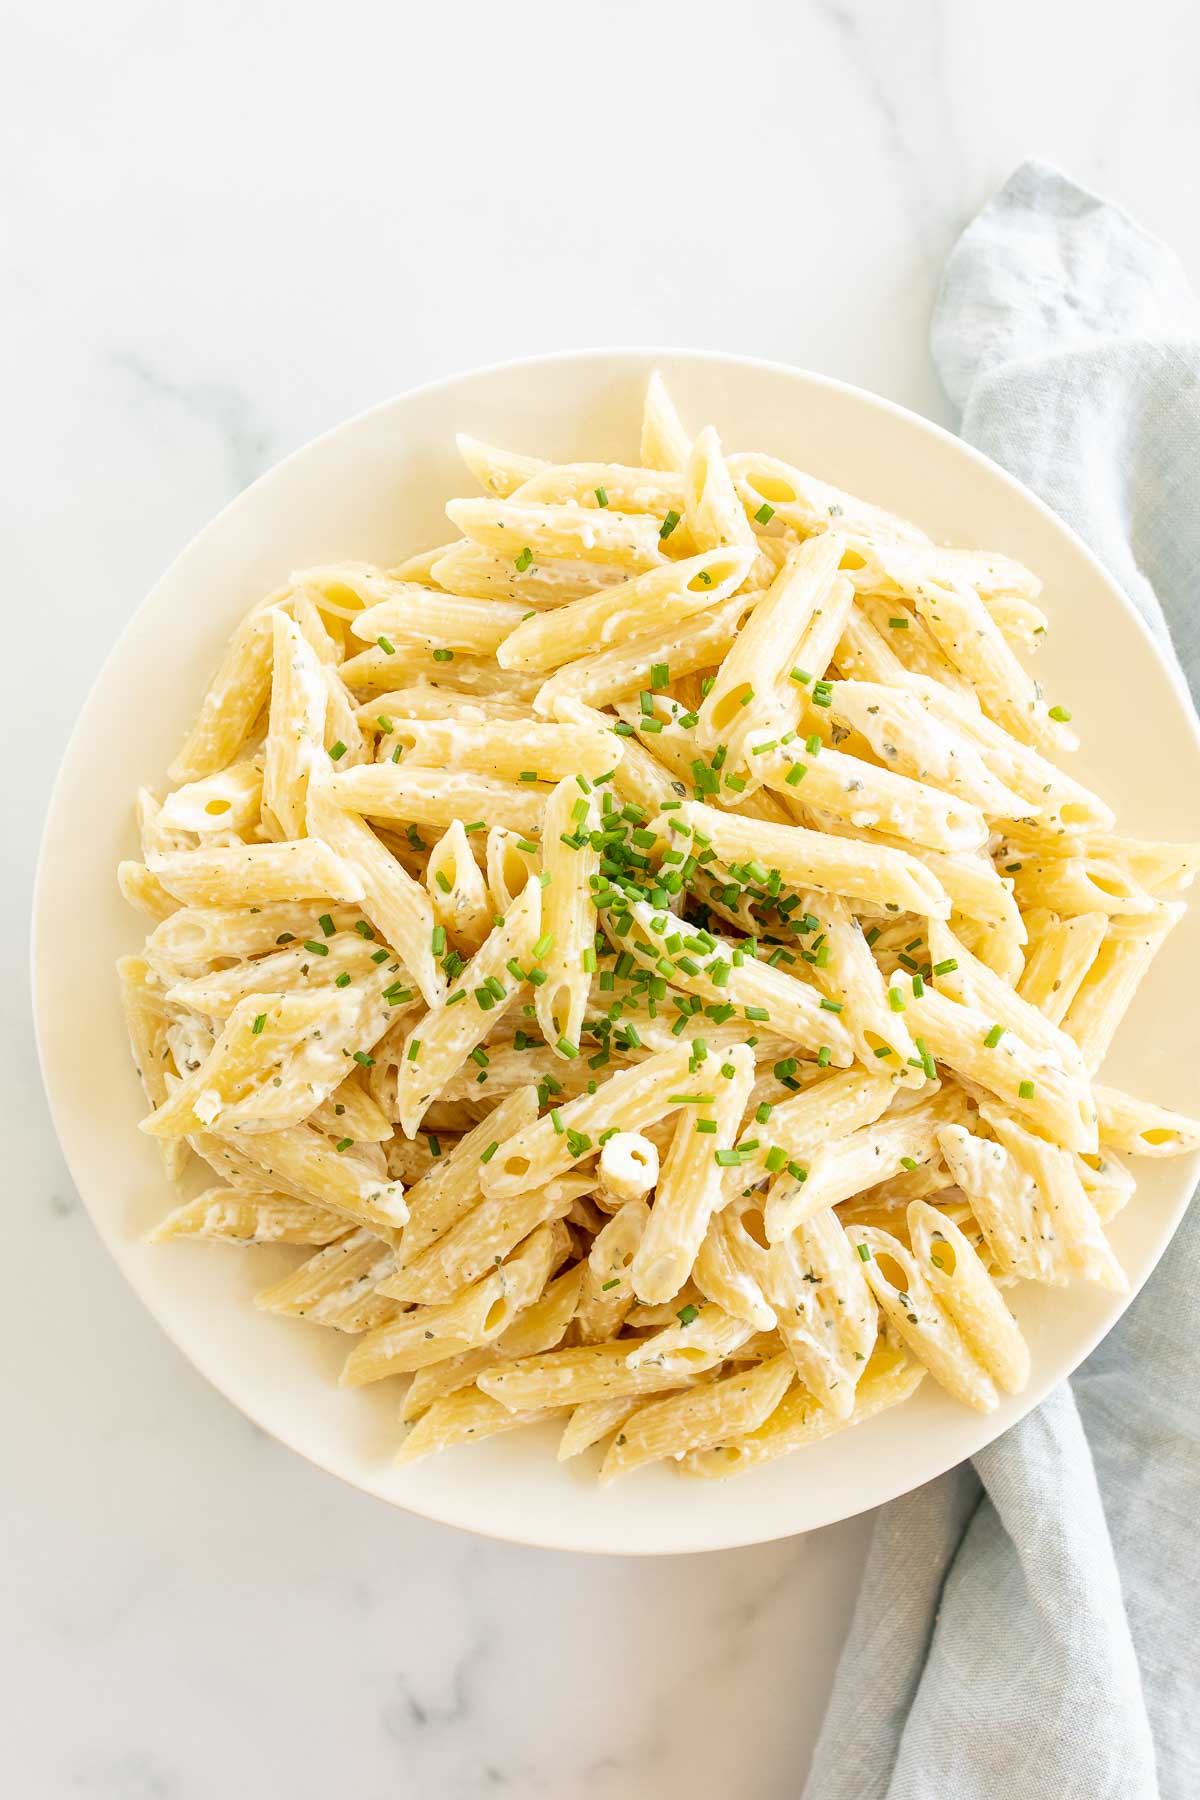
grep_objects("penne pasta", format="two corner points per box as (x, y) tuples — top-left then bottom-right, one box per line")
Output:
(122, 370), (1195, 1484)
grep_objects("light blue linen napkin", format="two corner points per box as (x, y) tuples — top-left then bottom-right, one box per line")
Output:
(802, 163), (1200, 1800)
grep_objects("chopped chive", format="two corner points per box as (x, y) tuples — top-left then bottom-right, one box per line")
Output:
(659, 510), (681, 540)
(601, 1277), (620, 1291)
(785, 761), (807, 786)
(335, 1137), (353, 1153)
(406, 1039), (421, 1062)
(595, 485), (609, 508)
(755, 1102), (774, 1124)
(302, 939), (329, 956)
(251, 1012), (267, 1035)
(677, 1303), (699, 1325)
(532, 931), (554, 960)
(329, 740), (347, 761)
(817, 1046), (831, 1068)
(432, 647), (454, 663)
(696, 1118), (717, 1134)
(900, 1156), (919, 1172)
(480, 1140), (500, 1164)
(1048, 705), (1072, 723)
(515, 546), (533, 572)
(335, 972), (352, 987)
(434, 870), (452, 895)
(916, 1037), (936, 1080)
(753, 501), (775, 525)
(317, 913), (335, 937)
(1019, 1079), (1036, 1099)
(391, 743), (403, 763)
(352, 1050), (375, 1068)
(789, 667), (813, 686)
(714, 1149), (741, 1166)
(550, 1109), (564, 1134)
(354, 920), (376, 938)
(932, 958), (957, 976)
(888, 989), (906, 1012)
(888, 616), (909, 630)
(857, 1243), (871, 1262)
(376, 636), (395, 655)
(819, 997), (843, 1013)
(984, 1023), (1004, 1048)
(764, 1145), (788, 1174)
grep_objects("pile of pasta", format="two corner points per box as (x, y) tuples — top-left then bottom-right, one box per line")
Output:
(118, 372), (1200, 1482)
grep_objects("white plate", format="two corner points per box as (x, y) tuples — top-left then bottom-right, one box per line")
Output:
(33, 350), (1200, 1555)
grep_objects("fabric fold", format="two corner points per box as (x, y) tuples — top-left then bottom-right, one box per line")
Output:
(803, 161), (1200, 1800)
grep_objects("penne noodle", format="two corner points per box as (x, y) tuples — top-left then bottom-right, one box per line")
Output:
(496, 546), (755, 675)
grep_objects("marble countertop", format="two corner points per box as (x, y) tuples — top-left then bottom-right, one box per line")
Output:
(7, 3), (1200, 1794)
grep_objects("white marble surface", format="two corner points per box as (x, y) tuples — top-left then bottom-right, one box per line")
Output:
(6, 3), (1200, 1794)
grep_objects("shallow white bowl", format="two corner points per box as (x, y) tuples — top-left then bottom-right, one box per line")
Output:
(34, 350), (1200, 1554)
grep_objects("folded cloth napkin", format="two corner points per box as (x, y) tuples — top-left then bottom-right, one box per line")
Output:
(802, 162), (1200, 1800)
